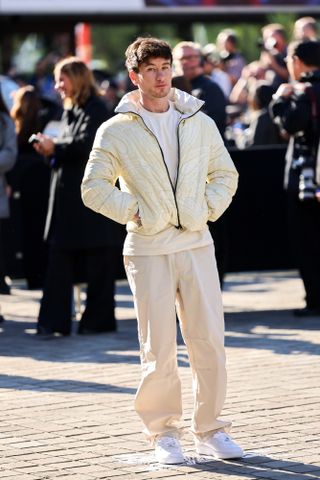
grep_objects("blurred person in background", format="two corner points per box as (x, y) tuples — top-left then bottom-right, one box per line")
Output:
(173, 41), (226, 135)
(171, 74), (192, 93)
(30, 53), (62, 104)
(32, 57), (124, 337)
(173, 40), (229, 286)
(0, 86), (17, 295)
(229, 60), (267, 112)
(235, 81), (284, 149)
(9, 85), (56, 289)
(99, 78), (122, 118)
(202, 43), (232, 100)
(216, 29), (246, 87)
(270, 40), (320, 317)
(293, 16), (318, 42)
(259, 23), (288, 89)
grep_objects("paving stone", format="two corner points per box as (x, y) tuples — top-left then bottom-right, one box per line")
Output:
(1, 273), (320, 479)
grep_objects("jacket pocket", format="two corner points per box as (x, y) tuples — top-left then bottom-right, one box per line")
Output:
(179, 196), (209, 230)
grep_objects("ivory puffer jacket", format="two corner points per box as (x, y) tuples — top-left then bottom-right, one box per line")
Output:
(81, 88), (238, 235)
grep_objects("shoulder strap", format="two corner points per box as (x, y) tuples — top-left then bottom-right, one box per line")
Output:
(304, 85), (320, 158)
(305, 85), (320, 133)
(305, 86), (320, 185)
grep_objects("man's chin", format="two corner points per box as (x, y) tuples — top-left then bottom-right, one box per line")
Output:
(153, 87), (171, 98)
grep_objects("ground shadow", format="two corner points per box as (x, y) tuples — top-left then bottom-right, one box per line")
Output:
(0, 317), (141, 365)
(113, 450), (320, 479)
(224, 309), (320, 356)
(175, 309), (320, 357)
(0, 373), (135, 394)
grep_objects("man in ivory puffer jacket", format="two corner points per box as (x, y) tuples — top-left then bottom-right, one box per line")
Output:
(82, 86), (236, 235)
(81, 37), (242, 464)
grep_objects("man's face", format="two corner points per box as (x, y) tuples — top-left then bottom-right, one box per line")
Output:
(129, 57), (172, 100)
(174, 46), (201, 80)
(263, 30), (286, 54)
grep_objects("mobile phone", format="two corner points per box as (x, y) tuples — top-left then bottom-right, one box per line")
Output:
(28, 134), (40, 145)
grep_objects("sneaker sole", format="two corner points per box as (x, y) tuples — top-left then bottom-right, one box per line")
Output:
(196, 445), (243, 459)
(157, 457), (186, 465)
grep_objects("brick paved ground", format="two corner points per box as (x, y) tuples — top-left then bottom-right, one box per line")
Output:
(0, 270), (320, 480)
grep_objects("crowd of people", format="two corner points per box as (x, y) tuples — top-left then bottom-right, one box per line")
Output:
(0, 15), (319, 324)
(0, 16), (320, 466)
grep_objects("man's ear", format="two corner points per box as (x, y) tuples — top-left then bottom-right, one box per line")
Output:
(129, 70), (138, 86)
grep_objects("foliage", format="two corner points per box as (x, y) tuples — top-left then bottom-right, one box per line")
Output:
(91, 13), (299, 75)
(92, 23), (178, 75)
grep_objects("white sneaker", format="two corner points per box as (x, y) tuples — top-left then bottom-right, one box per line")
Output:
(155, 435), (185, 464)
(196, 431), (243, 459)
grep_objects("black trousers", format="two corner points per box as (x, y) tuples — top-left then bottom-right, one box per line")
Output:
(38, 246), (118, 334)
(287, 193), (320, 309)
(0, 221), (5, 283)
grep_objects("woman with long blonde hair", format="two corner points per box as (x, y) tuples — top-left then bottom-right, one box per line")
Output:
(32, 56), (124, 337)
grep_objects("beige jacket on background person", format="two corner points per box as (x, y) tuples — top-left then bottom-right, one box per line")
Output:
(81, 88), (238, 235)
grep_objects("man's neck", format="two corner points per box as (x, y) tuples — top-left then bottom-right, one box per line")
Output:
(139, 95), (170, 113)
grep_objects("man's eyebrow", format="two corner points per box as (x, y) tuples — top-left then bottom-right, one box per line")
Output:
(144, 60), (171, 66)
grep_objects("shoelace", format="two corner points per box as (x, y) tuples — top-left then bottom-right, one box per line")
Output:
(158, 436), (179, 449)
(214, 432), (231, 443)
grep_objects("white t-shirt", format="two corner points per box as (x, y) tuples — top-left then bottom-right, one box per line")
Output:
(123, 101), (212, 256)
(138, 101), (180, 185)
(211, 69), (232, 100)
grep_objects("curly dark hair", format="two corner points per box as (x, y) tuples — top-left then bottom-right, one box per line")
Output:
(288, 40), (320, 68)
(125, 37), (172, 73)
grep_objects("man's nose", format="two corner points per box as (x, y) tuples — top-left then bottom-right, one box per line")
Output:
(155, 69), (166, 78)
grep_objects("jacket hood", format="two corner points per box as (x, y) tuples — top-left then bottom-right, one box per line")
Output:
(115, 87), (204, 118)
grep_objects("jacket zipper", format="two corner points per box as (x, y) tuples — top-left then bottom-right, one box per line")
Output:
(134, 113), (183, 229)
(126, 107), (203, 230)
(174, 108), (202, 228)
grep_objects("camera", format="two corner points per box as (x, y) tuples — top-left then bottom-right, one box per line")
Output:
(257, 37), (278, 52)
(28, 134), (40, 145)
(292, 152), (317, 201)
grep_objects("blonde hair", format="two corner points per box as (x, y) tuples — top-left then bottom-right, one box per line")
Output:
(54, 56), (99, 106)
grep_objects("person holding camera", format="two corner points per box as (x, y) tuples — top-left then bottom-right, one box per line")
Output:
(270, 40), (320, 317)
(260, 23), (288, 90)
(216, 29), (246, 87)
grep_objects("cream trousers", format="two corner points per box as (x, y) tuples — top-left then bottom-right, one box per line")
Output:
(124, 245), (231, 441)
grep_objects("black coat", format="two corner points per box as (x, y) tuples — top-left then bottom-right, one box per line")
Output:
(270, 70), (320, 192)
(45, 95), (125, 249)
(191, 74), (227, 136)
(246, 109), (284, 147)
(270, 70), (320, 310)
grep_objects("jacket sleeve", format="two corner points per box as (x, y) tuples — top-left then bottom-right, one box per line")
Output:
(81, 123), (139, 225)
(205, 120), (238, 222)
(0, 115), (17, 174)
